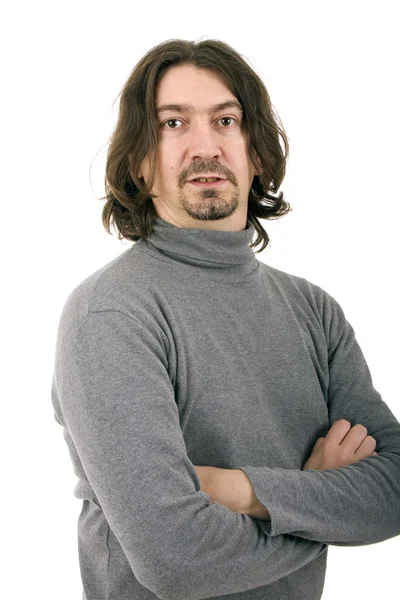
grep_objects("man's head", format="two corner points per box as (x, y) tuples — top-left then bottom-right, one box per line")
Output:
(100, 39), (291, 252)
(138, 64), (259, 232)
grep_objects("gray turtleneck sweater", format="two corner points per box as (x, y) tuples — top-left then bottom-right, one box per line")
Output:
(51, 217), (400, 600)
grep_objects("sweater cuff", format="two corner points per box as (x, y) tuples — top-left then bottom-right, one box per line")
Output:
(237, 466), (311, 537)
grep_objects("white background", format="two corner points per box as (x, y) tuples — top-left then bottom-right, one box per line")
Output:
(1, 1), (399, 598)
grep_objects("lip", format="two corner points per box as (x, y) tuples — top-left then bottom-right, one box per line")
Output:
(188, 179), (228, 187)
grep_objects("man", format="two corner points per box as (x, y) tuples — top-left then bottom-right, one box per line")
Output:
(51, 39), (400, 600)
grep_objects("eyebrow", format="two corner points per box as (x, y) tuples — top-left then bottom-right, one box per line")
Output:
(156, 100), (243, 117)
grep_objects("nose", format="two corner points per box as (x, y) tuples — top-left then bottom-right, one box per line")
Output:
(187, 121), (222, 163)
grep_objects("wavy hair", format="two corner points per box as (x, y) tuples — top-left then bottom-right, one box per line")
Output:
(97, 38), (292, 253)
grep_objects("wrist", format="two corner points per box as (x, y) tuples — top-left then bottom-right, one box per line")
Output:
(236, 468), (271, 520)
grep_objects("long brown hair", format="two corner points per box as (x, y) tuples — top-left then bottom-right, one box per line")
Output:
(97, 38), (291, 253)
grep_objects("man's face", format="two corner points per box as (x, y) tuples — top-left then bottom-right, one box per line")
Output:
(138, 64), (260, 231)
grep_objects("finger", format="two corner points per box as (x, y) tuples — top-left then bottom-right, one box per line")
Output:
(341, 424), (369, 453)
(354, 435), (376, 459)
(313, 437), (325, 449)
(324, 419), (352, 446)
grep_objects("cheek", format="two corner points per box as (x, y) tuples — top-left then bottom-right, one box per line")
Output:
(156, 155), (180, 183)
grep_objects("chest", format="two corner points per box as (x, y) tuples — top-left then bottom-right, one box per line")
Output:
(160, 282), (330, 466)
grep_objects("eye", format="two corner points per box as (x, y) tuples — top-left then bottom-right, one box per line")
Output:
(161, 116), (237, 129)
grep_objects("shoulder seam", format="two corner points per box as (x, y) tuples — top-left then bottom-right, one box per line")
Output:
(82, 309), (170, 353)
(85, 308), (151, 330)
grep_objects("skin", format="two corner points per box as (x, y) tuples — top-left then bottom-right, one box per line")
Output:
(138, 63), (262, 232)
(194, 465), (270, 519)
(302, 419), (378, 471)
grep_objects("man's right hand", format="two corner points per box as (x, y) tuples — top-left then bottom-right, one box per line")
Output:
(303, 419), (378, 471)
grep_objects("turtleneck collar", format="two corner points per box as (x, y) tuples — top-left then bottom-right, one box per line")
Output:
(134, 216), (260, 281)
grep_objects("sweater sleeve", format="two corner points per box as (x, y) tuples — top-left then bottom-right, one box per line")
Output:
(52, 308), (326, 600)
(238, 292), (400, 546)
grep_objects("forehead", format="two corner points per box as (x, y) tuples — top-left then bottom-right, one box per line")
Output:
(155, 65), (242, 116)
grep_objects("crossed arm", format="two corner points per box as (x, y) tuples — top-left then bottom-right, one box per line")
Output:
(194, 464), (271, 519)
(194, 419), (378, 520)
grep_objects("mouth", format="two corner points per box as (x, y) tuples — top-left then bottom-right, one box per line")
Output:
(188, 178), (228, 188)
